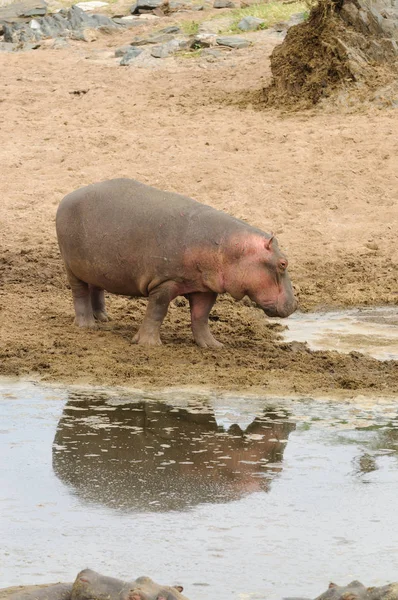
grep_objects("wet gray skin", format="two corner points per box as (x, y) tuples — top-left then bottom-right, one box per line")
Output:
(0, 584), (73, 600)
(284, 582), (398, 600)
(0, 570), (189, 600)
(52, 392), (295, 512)
(72, 569), (188, 600)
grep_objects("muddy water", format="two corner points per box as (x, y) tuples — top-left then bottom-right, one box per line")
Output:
(2, 382), (398, 599)
(279, 307), (398, 360)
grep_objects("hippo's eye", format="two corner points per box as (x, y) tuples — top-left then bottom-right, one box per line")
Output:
(279, 258), (288, 271)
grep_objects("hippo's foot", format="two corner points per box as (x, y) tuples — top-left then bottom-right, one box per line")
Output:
(93, 310), (110, 323)
(132, 330), (162, 347)
(192, 325), (223, 348)
(74, 316), (97, 328)
(194, 333), (224, 349)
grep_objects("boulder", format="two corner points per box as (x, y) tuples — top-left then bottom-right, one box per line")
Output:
(0, 40), (16, 50)
(213, 0), (235, 7)
(237, 15), (264, 30)
(216, 35), (251, 48)
(119, 45), (143, 63)
(0, 0), (47, 23)
(130, 0), (167, 14)
(150, 37), (180, 56)
(2, 4), (121, 43)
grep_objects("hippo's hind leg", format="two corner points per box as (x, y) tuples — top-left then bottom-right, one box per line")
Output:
(133, 283), (175, 347)
(65, 267), (96, 328)
(188, 291), (223, 348)
(90, 285), (110, 322)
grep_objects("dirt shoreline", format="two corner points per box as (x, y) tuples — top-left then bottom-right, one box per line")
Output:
(1, 23), (397, 397)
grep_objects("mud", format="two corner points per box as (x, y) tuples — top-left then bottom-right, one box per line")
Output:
(0, 17), (397, 396)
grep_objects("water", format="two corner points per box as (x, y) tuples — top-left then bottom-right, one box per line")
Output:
(2, 381), (398, 599)
(278, 307), (398, 360)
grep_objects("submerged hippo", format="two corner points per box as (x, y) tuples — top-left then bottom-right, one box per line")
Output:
(1, 570), (188, 600)
(72, 569), (188, 600)
(56, 179), (297, 347)
(284, 581), (398, 600)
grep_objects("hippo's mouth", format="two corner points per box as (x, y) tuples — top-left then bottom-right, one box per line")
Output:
(259, 300), (298, 319)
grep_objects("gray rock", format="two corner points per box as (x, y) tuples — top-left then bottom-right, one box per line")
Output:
(130, 0), (165, 14)
(190, 32), (216, 47)
(213, 0), (235, 6)
(52, 36), (69, 47)
(130, 32), (176, 45)
(3, 4), (121, 43)
(119, 45), (143, 63)
(159, 25), (181, 33)
(0, 0), (47, 22)
(0, 41), (16, 51)
(115, 44), (132, 56)
(112, 16), (142, 26)
(237, 15), (264, 30)
(216, 35), (251, 48)
(150, 37), (180, 57)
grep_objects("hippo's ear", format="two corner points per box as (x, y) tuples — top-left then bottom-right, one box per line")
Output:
(264, 234), (274, 251)
(329, 583), (338, 589)
(174, 586), (184, 593)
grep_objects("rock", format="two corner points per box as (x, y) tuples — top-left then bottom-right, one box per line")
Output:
(130, 0), (166, 14)
(119, 45), (143, 63)
(3, 5), (121, 42)
(112, 15), (142, 26)
(216, 35), (251, 48)
(0, 0), (47, 22)
(0, 40), (16, 50)
(75, 1), (108, 10)
(190, 32), (216, 47)
(51, 36), (69, 47)
(159, 25), (181, 33)
(150, 37), (180, 56)
(237, 15), (264, 30)
(130, 32), (175, 44)
(115, 44), (131, 56)
(213, 0), (235, 6)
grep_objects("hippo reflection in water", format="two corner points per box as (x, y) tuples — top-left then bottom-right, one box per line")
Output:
(52, 392), (295, 512)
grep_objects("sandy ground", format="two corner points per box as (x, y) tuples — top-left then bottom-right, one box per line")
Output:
(1, 18), (398, 397)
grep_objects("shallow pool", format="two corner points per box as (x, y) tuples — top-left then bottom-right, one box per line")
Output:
(278, 306), (398, 360)
(1, 381), (398, 599)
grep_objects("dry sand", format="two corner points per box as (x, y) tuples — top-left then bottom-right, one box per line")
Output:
(1, 20), (397, 396)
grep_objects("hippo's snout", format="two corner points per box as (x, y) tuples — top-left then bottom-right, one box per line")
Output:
(262, 297), (298, 319)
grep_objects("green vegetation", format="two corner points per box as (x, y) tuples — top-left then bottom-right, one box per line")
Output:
(213, 1), (307, 33)
(178, 48), (203, 58)
(180, 20), (200, 34)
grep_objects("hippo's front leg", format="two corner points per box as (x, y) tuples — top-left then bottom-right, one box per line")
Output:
(188, 291), (223, 349)
(133, 283), (175, 346)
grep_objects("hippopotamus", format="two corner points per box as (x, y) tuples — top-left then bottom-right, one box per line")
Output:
(0, 584), (73, 600)
(284, 581), (398, 600)
(72, 570), (187, 600)
(1, 570), (188, 600)
(56, 178), (297, 347)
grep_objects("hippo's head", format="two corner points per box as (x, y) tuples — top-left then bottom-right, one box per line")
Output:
(224, 233), (297, 318)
